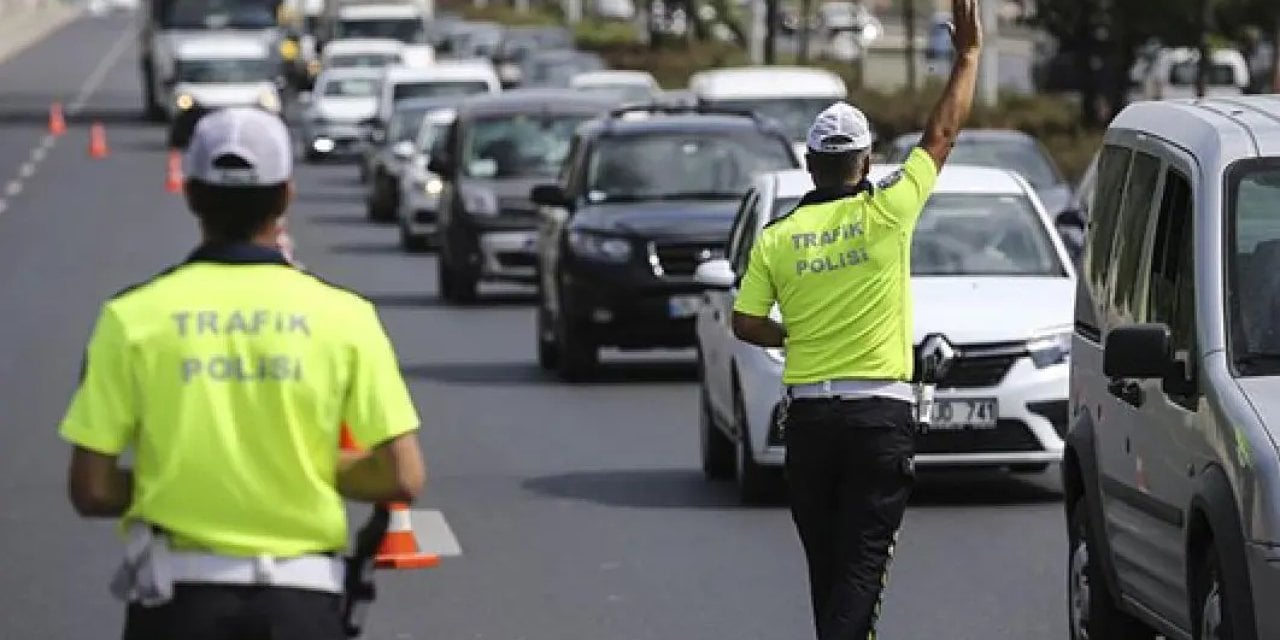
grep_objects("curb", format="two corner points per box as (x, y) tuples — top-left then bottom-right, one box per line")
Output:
(0, 2), (85, 65)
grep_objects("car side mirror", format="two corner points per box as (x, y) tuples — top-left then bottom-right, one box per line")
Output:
(531, 184), (570, 208)
(1104, 324), (1172, 380)
(428, 154), (454, 178)
(1055, 208), (1085, 230)
(693, 258), (735, 289)
(392, 140), (416, 160)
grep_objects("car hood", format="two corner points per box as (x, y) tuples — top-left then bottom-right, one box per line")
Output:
(911, 276), (1074, 344)
(313, 96), (377, 122)
(462, 177), (548, 213)
(179, 82), (273, 107)
(1034, 183), (1073, 216)
(571, 199), (740, 240)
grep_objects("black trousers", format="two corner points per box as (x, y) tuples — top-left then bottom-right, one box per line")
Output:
(122, 584), (345, 640)
(784, 396), (917, 640)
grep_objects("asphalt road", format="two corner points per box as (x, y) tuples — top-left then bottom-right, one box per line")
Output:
(0, 14), (1069, 640)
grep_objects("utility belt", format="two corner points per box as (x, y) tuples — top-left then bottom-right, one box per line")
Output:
(111, 523), (345, 607)
(778, 379), (934, 435)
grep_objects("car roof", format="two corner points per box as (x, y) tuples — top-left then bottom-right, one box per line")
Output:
(579, 111), (781, 138)
(688, 66), (847, 99)
(891, 128), (1037, 147)
(570, 70), (657, 88)
(1109, 95), (1280, 163)
(339, 3), (421, 18)
(324, 38), (404, 54)
(175, 37), (269, 59)
(316, 67), (383, 82)
(383, 60), (496, 82)
(455, 88), (618, 116)
(763, 163), (1029, 204)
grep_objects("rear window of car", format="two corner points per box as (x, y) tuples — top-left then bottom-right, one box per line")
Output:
(393, 80), (490, 101)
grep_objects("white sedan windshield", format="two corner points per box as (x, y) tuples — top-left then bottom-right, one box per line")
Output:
(912, 194), (1063, 276)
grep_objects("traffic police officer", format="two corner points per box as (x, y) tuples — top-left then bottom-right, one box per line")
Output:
(730, 1), (982, 637)
(60, 107), (426, 640)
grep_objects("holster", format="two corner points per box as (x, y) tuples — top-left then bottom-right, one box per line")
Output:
(341, 506), (390, 638)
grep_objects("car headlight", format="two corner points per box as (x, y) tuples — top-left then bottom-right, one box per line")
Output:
(424, 177), (444, 195)
(1027, 326), (1072, 368)
(568, 230), (632, 263)
(258, 91), (281, 113)
(460, 187), (499, 216)
(175, 93), (195, 111)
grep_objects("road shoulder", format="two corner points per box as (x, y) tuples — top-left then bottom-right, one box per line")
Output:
(0, 2), (85, 65)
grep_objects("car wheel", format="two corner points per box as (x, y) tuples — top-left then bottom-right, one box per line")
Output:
(699, 372), (734, 481)
(1068, 497), (1155, 640)
(536, 295), (559, 370)
(1196, 547), (1228, 640)
(555, 305), (597, 382)
(437, 255), (476, 304)
(734, 384), (781, 504)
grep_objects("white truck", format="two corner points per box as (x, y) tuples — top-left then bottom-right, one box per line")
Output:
(138, 0), (285, 120)
(315, 0), (433, 53)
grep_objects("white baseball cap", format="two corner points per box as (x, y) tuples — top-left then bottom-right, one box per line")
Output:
(806, 102), (873, 154)
(184, 107), (292, 187)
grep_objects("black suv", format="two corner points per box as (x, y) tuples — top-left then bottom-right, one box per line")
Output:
(530, 105), (800, 380)
(427, 89), (618, 302)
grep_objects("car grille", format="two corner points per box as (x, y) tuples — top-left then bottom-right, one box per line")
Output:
(497, 251), (537, 268)
(914, 341), (1024, 389)
(649, 241), (725, 277)
(916, 419), (1042, 454)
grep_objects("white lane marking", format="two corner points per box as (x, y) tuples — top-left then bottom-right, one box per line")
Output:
(31, 146), (46, 163)
(67, 24), (135, 114)
(408, 509), (463, 557)
(5, 181), (22, 197)
(0, 200), (7, 216)
(18, 162), (35, 179)
(40, 134), (55, 151)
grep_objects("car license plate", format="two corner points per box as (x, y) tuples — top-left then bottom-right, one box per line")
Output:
(930, 398), (998, 430)
(668, 294), (703, 318)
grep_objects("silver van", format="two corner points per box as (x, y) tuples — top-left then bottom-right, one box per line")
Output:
(1065, 95), (1280, 640)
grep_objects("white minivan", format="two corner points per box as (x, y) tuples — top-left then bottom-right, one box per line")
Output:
(695, 165), (1076, 502)
(687, 66), (848, 160)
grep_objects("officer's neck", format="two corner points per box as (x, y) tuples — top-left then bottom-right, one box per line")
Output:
(199, 230), (281, 251)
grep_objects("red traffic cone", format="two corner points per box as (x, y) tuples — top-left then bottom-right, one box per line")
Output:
(338, 424), (438, 570)
(48, 103), (66, 136)
(375, 502), (440, 569)
(88, 122), (108, 159)
(165, 150), (183, 193)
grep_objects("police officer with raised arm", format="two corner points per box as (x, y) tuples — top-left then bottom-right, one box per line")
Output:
(730, 1), (982, 637)
(60, 107), (426, 640)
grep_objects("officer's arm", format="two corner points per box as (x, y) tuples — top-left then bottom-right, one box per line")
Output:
(338, 433), (425, 503)
(731, 230), (785, 348)
(68, 447), (133, 517)
(732, 312), (786, 348)
(919, 0), (982, 168)
(339, 304), (427, 504)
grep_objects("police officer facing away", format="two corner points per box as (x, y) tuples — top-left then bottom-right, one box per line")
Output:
(730, 1), (983, 637)
(61, 108), (426, 640)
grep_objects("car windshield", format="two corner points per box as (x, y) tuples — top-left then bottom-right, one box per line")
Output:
(175, 58), (274, 83)
(161, 0), (276, 28)
(461, 113), (592, 179)
(586, 132), (797, 202)
(393, 80), (489, 101)
(1170, 61), (1237, 86)
(524, 55), (604, 87)
(328, 53), (399, 68)
(911, 193), (1063, 276)
(702, 97), (838, 141)
(321, 77), (378, 96)
(337, 18), (425, 43)
(388, 107), (431, 142)
(417, 113), (453, 152)
(893, 137), (1062, 188)
(1228, 162), (1280, 364)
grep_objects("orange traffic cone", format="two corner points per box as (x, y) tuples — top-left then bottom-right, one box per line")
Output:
(48, 103), (66, 136)
(88, 123), (108, 159)
(165, 150), (183, 193)
(337, 424), (439, 570)
(375, 503), (440, 569)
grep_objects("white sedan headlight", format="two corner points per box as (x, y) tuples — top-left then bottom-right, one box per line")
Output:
(1027, 326), (1072, 368)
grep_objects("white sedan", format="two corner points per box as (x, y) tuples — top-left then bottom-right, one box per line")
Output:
(694, 164), (1077, 503)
